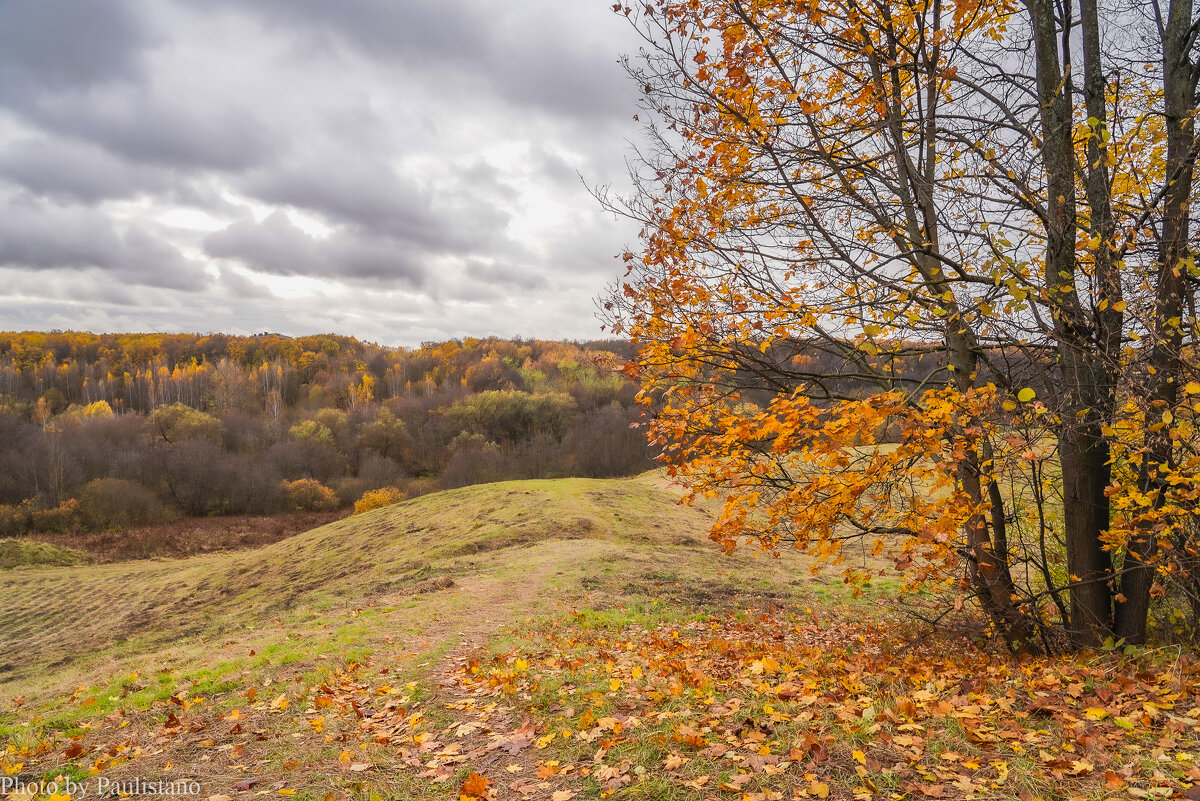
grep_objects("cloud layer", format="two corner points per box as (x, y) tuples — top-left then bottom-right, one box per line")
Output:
(0, 0), (641, 343)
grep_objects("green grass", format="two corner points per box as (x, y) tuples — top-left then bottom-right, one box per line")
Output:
(0, 538), (91, 570)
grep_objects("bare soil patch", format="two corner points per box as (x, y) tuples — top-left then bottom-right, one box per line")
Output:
(27, 510), (346, 561)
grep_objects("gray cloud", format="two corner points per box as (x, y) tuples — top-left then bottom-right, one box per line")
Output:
(28, 88), (276, 172)
(212, 0), (635, 120)
(0, 0), (644, 344)
(212, 267), (275, 300)
(246, 161), (455, 250)
(240, 156), (520, 272)
(0, 198), (206, 290)
(0, 0), (150, 100)
(465, 259), (548, 292)
(203, 211), (428, 284)
(0, 136), (174, 203)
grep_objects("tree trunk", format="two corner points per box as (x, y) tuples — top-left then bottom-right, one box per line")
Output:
(1025, 0), (1114, 646)
(1060, 415), (1115, 644)
(1115, 0), (1197, 643)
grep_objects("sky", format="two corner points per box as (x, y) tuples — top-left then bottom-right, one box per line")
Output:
(0, 0), (646, 346)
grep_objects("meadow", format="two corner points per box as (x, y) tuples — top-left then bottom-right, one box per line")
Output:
(1, 473), (1196, 800)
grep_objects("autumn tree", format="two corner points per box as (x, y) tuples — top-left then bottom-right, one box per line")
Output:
(604, 0), (1200, 650)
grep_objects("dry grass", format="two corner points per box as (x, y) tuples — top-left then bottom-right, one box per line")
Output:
(27, 510), (346, 561)
(0, 474), (836, 686)
(0, 473), (906, 800)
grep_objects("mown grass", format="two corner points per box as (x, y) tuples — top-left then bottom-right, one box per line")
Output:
(0, 476), (746, 681)
(0, 472), (869, 799)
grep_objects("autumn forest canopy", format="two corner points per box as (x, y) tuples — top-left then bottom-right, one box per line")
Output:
(0, 331), (655, 529)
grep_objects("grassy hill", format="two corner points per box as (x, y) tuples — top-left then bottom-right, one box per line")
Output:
(0, 474), (822, 686)
(2, 475), (1195, 801)
(0, 474), (840, 796)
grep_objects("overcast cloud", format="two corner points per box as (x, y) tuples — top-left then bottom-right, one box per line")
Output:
(0, 0), (642, 344)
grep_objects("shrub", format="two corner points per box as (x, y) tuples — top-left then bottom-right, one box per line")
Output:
(330, 476), (365, 507)
(0, 501), (32, 536)
(224, 455), (286, 514)
(0, 498), (84, 535)
(353, 486), (406, 515)
(155, 439), (237, 515)
(440, 445), (508, 489)
(281, 478), (339, 512)
(445, 390), (578, 443)
(403, 476), (439, 499)
(358, 453), (404, 489)
(77, 478), (167, 530)
(29, 499), (79, 533)
(0, 538), (90, 569)
(146, 403), (224, 444)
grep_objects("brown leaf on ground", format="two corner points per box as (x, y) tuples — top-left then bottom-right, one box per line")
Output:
(460, 771), (491, 797)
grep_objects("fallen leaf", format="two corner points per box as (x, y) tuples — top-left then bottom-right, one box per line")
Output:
(461, 771), (491, 797)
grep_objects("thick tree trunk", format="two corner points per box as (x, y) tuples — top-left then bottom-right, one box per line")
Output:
(1115, 0), (1196, 643)
(1025, 0), (1113, 646)
(960, 457), (1039, 653)
(1060, 415), (1115, 643)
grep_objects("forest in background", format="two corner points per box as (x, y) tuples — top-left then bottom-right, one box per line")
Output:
(0, 331), (653, 532)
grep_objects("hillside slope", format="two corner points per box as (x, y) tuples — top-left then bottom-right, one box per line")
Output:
(1, 473), (816, 690)
(3, 474), (1188, 801)
(0, 472), (844, 799)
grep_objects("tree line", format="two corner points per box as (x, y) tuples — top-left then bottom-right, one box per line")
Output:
(0, 332), (654, 532)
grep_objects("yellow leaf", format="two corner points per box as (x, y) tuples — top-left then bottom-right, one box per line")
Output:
(852, 749), (866, 764)
(1185, 381), (1200, 395)
(1017, 387), (1036, 403)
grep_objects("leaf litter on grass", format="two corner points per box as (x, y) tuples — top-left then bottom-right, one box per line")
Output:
(4, 603), (1199, 800)
(446, 610), (1200, 800)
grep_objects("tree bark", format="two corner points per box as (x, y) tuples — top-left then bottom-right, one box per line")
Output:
(1116, 0), (1197, 643)
(1025, 0), (1114, 646)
